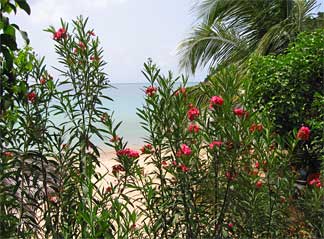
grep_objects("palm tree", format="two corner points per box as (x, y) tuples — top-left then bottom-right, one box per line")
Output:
(178, 0), (318, 74)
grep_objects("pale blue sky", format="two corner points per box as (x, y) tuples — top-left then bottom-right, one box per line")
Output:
(12, 0), (324, 83)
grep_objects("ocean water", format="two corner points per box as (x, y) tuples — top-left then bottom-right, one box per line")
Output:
(107, 82), (198, 147)
(52, 82), (198, 149)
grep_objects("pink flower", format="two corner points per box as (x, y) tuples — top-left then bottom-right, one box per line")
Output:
(175, 87), (186, 96)
(254, 161), (260, 169)
(309, 175), (322, 188)
(40, 78), (46, 85)
(78, 42), (86, 49)
(27, 92), (36, 103)
(87, 30), (95, 36)
(181, 144), (192, 156)
(145, 86), (157, 96)
(256, 180), (263, 188)
(117, 148), (139, 159)
(161, 160), (168, 167)
(297, 126), (310, 141)
(179, 163), (189, 173)
(172, 160), (178, 166)
(209, 141), (223, 150)
(53, 28), (67, 41)
(188, 123), (200, 133)
(233, 108), (248, 118)
(140, 144), (153, 154)
(3, 151), (13, 157)
(228, 223), (234, 229)
(209, 96), (224, 109)
(48, 195), (58, 203)
(250, 123), (263, 132)
(225, 171), (235, 181)
(187, 107), (200, 121)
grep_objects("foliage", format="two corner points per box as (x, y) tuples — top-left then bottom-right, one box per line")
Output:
(0, 0), (30, 114)
(133, 61), (303, 238)
(178, 0), (321, 73)
(247, 29), (324, 161)
(0, 11), (323, 239)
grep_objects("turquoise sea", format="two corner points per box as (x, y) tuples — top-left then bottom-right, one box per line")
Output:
(106, 82), (198, 147)
(53, 82), (198, 149)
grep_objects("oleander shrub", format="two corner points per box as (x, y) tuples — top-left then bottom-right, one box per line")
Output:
(134, 61), (305, 238)
(1, 15), (323, 239)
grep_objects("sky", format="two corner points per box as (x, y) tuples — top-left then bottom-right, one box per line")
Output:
(12, 0), (208, 83)
(11, 0), (324, 83)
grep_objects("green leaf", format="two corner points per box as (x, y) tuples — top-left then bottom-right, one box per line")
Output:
(19, 30), (29, 44)
(1, 34), (17, 50)
(15, 0), (31, 15)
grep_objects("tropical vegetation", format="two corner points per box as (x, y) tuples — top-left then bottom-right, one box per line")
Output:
(0, 0), (323, 238)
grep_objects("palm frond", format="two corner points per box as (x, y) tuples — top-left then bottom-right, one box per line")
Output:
(178, 21), (249, 73)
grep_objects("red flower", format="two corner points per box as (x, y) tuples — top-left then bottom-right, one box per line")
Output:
(27, 92), (36, 103)
(172, 160), (178, 166)
(101, 113), (108, 123)
(161, 160), (168, 167)
(187, 107), (200, 121)
(112, 164), (125, 174)
(308, 174), (322, 188)
(250, 123), (263, 132)
(209, 96), (224, 109)
(48, 195), (58, 203)
(188, 123), (200, 133)
(145, 86), (157, 96)
(117, 148), (139, 159)
(179, 163), (189, 172)
(90, 55), (99, 61)
(209, 141), (223, 150)
(87, 30), (95, 36)
(296, 126), (310, 141)
(78, 42), (86, 49)
(140, 144), (153, 154)
(254, 161), (260, 169)
(3, 151), (13, 157)
(180, 144), (192, 156)
(53, 28), (67, 41)
(228, 223), (234, 229)
(225, 171), (235, 181)
(175, 87), (186, 96)
(256, 180), (263, 188)
(40, 78), (46, 85)
(233, 108), (248, 117)
(105, 186), (112, 193)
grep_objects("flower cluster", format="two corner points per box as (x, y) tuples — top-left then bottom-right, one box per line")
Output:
(225, 171), (236, 181)
(296, 126), (310, 141)
(233, 108), (249, 118)
(250, 123), (263, 133)
(116, 148), (139, 159)
(209, 141), (222, 150)
(187, 106), (200, 121)
(175, 87), (186, 96)
(140, 144), (153, 154)
(188, 123), (200, 133)
(53, 28), (67, 41)
(110, 135), (120, 142)
(176, 144), (192, 157)
(112, 164), (125, 174)
(209, 95), (224, 109)
(3, 151), (13, 157)
(145, 86), (157, 96)
(27, 92), (36, 103)
(308, 173), (322, 188)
